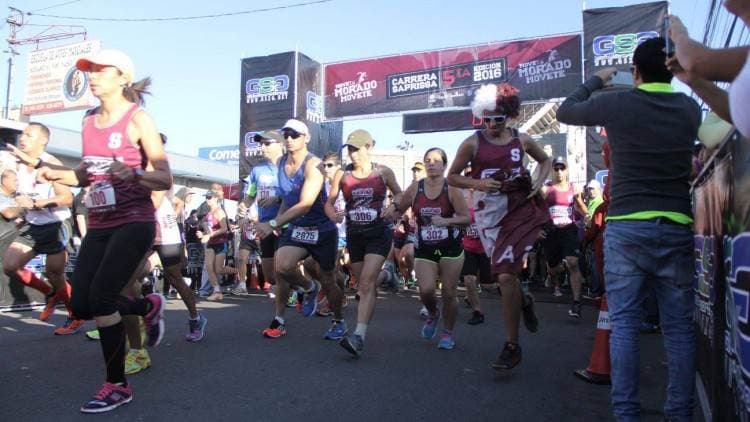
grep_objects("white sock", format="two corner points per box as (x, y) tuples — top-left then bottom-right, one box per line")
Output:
(274, 316), (285, 325)
(354, 323), (368, 339)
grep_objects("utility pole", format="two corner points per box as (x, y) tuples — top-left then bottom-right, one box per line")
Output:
(3, 7), (22, 119)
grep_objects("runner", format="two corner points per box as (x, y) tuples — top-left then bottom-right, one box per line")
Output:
(461, 178), (490, 325)
(243, 130), (284, 297)
(27, 49), (172, 412)
(232, 201), (260, 294)
(325, 129), (402, 356)
(397, 147), (469, 350)
(541, 156), (587, 317)
(3, 123), (82, 334)
(447, 83), (550, 370)
(256, 119), (345, 340)
(199, 191), (232, 300)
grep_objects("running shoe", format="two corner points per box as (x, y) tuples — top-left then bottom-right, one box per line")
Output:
(54, 318), (85, 335)
(324, 319), (347, 340)
(467, 310), (485, 325)
(286, 290), (298, 307)
(492, 342), (522, 370)
(421, 310), (440, 339)
(521, 293), (539, 333)
(262, 318), (286, 338)
(85, 329), (100, 340)
(419, 305), (430, 319)
(206, 291), (223, 301)
(553, 286), (563, 297)
(80, 382), (133, 414)
(185, 314), (208, 342)
(339, 333), (364, 357)
(231, 285), (249, 295)
(301, 281), (321, 317)
(124, 349), (151, 375)
(316, 298), (333, 317)
(568, 301), (582, 319)
(39, 289), (63, 321)
(437, 333), (456, 350)
(143, 293), (165, 347)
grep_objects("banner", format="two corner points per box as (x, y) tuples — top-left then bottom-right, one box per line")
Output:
(324, 34), (582, 118)
(198, 145), (240, 166)
(22, 40), (101, 115)
(583, 1), (667, 79)
(240, 51), (296, 134)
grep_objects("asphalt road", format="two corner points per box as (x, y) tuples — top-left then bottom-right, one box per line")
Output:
(0, 289), (685, 421)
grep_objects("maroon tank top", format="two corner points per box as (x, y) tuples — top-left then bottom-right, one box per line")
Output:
(340, 163), (387, 231)
(205, 211), (228, 245)
(546, 183), (576, 227)
(470, 129), (526, 182)
(412, 179), (459, 247)
(81, 104), (154, 229)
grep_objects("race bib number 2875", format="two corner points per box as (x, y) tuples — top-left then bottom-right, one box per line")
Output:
(291, 227), (319, 245)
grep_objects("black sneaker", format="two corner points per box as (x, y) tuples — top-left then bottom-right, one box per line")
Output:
(568, 301), (582, 318)
(492, 342), (522, 370)
(339, 333), (364, 357)
(80, 382), (133, 413)
(521, 293), (539, 333)
(467, 310), (485, 325)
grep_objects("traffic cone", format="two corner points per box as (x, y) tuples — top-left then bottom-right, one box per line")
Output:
(574, 295), (612, 385)
(249, 261), (260, 291)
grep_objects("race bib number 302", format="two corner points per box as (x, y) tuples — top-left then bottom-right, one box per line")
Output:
(421, 225), (448, 243)
(291, 227), (319, 245)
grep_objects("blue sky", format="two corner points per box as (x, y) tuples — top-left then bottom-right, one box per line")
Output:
(5, 0), (709, 155)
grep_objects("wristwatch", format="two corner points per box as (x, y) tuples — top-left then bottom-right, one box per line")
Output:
(132, 168), (145, 180)
(269, 219), (278, 229)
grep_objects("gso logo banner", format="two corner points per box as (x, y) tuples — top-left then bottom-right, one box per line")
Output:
(245, 75), (290, 104)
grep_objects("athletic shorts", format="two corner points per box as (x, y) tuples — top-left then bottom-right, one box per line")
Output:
(207, 242), (228, 255)
(277, 226), (337, 271)
(259, 232), (278, 259)
(16, 221), (69, 255)
(393, 235), (406, 250)
(461, 250), (492, 283)
(543, 224), (581, 268)
(154, 243), (182, 267)
(240, 238), (259, 252)
(346, 226), (393, 263)
(415, 242), (464, 264)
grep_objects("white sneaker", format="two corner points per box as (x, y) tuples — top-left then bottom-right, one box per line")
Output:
(231, 285), (249, 295)
(419, 305), (430, 319)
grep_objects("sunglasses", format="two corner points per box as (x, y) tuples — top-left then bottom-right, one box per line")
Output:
(553, 167), (566, 172)
(282, 130), (304, 139)
(483, 115), (507, 124)
(323, 163), (336, 168)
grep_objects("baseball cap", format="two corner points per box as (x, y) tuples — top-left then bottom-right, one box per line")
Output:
(587, 179), (602, 190)
(552, 156), (567, 167)
(254, 130), (284, 143)
(411, 162), (425, 171)
(342, 129), (374, 149)
(205, 191), (215, 199)
(281, 119), (309, 135)
(76, 49), (135, 83)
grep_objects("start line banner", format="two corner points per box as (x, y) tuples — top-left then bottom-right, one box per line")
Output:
(324, 34), (582, 119)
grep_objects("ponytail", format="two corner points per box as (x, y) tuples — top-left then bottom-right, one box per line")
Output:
(123, 76), (152, 105)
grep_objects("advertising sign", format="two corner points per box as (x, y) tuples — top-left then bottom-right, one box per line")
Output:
(583, 1), (668, 79)
(324, 34), (582, 118)
(198, 145), (241, 166)
(22, 40), (101, 115)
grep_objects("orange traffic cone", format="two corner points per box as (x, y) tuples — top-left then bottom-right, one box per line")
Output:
(574, 295), (612, 385)
(249, 261), (260, 291)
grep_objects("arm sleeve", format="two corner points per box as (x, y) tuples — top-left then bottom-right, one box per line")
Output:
(556, 76), (616, 127)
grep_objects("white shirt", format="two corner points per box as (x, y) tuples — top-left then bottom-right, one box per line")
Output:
(16, 152), (71, 225)
(729, 51), (750, 139)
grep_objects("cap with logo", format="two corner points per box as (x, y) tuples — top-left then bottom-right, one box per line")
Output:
(342, 129), (374, 149)
(411, 162), (426, 171)
(282, 119), (309, 135)
(253, 130), (284, 143)
(552, 156), (567, 167)
(76, 49), (135, 83)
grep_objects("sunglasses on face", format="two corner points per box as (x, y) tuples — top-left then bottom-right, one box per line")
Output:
(323, 163), (336, 168)
(554, 167), (566, 172)
(483, 115), (507, 124)
(282, 130), (304, 139)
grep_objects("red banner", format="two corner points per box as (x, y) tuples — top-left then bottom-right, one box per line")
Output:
(324, 34), (581, 118)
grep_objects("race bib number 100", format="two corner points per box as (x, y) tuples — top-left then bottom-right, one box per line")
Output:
(85, 181), (116, 213)
(291, 227), (319, 245)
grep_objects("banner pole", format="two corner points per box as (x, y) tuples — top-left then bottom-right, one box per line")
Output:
(294, 44), (300, 119)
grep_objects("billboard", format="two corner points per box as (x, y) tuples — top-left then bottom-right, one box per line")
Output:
(324, 34), (582, 118)
(198, 145), (241, 166)
(22, 40), (101, 115)
(583, 1), (668, 79)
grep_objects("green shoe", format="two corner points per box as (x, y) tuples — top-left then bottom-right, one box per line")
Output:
(286, 291), (298, 308)
(85, 329), (100, 340)
(124, 348), (151, 375)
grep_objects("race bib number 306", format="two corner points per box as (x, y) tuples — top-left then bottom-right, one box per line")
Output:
(291, 227), (319, 245)
(348, 208), (377, 223)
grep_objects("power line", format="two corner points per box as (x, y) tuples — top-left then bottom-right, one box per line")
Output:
(26, 0), (332, 21)
(29, 0), (83, 13)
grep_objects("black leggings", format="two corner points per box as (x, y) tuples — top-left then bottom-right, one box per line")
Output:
(71, 222), (155, 319)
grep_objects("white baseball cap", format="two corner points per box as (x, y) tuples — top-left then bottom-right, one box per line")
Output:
(76, 49), (135, 83)
(587, 179), (602, 190)
(282, 119), (309, 135)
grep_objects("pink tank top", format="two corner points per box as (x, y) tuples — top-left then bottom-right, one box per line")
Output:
(81, 104), (155, 229)
(545, 183), (575, 227)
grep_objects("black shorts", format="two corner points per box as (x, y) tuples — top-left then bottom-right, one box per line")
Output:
(461, 250), (492, 283)
(240, 238), (259, 252)
(415, 242), (464, 264)
(346, 226), (393, 263)
(259, 232), (278, 259)
(16, 221), (69, 255)
(206, 242), (228, 255)
(154, 243), (182, 267)
(543, 224), (580, 268)
(393, 236), (406, 250)
(278, 227), (337, 271)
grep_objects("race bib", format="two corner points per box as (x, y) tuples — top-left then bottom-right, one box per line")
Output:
(291, 226), (319, 244)
(420, 225), (448, 243)
(259, 188), (272, 201)
(550, 205), (572, 226)
(85, 181), (116, 213)
(348, 207), (377, 223)
(480, 168), (501, 179)
(466, 224), (479, 239)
